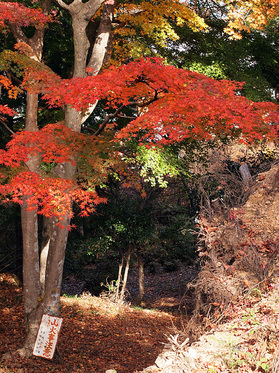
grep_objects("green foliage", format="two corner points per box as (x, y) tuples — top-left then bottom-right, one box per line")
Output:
(92, 194), (156, 252)
(256, 358), (270, 372)
(136, 146), (181, 187)
(152, 201), (197, 271)
(66, 172), (197, 290)
(187, 61), (227, 80)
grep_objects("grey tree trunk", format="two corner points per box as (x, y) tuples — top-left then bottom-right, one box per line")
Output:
(135, 252), (145, 306)
(38, 0), (114, 313)
(116, 255), (124, 300)
(40, 216), (56, 296)
(43, 215), (71, 314)
(7, 0), (62, 357)
(119, 245), (131, 302)
(15, 88), (42, 356)
(239, 163), (252, 189)
(14, 91), (43, 356)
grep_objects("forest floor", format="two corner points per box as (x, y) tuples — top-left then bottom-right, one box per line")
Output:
(2, 268), (279, 372)
(0, 270), (191, 373)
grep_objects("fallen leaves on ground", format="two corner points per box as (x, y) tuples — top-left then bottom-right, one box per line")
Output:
(0, 273), (180, 373)
(2, 271), (279, 372)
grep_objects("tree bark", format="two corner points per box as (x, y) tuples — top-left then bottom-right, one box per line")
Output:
(88, 2), (114, 73)
(8, 0), (51, 356)
(40, 0), (111, 335)
(40, 216), (53, 296)
(21, 199), (40, 324)
(119, 245), (131, 302)
(116, 254), (124, 300)
(43, 215), (71, 314)
(27, 0), (111, 355)
(18, 91), (42, 357)
(135, 251), (145, 306)
(239, 163), (252, 189)
(82, 1), (114, 122)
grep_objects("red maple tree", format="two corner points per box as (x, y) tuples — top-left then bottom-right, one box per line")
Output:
(1, 57), (278, 218)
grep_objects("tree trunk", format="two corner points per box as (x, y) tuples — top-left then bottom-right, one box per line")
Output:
(88, 2), (114, 73)
(6, 0), (111, 358)
(18, 196), (42, 357)
(116, 254), (124, 300)
(9, 13), (49, 354)
(33, 0), (111, 354)
(40, 216), (53, 296)
(18, 91), (42, 356)
(135, 252), (145, 306)
(14, 205), (23, 282)
(119, 245), (131, 302)
(82, 1), (114, 121)
(21, 200), (40, 323)
(43, 215), (71, 315)
(239, 163), (252, 189)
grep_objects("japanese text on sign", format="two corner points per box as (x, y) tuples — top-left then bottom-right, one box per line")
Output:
(33, 314), (63, 359)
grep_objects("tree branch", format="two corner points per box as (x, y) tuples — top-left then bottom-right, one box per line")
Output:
(83, 0), (105, 21)
(55, 0), (70, 11)
(87, 1), (114, 75)
(9, 23), (29, 44)
(81, 1), (114, 123)
(90, 88), (160, 136)
(130, 89), (160, 108)
(117, 115), (137, 120)
(0, 119), (15, 134)
(93, 104), (124, 136)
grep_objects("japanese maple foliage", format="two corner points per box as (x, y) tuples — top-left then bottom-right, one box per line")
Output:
(0, 1), (52, 29)
(1, 52), (279, 221)
(17, 56), (279, 142)
(0, 123), (115, 222)
(0, 104), (15, 118)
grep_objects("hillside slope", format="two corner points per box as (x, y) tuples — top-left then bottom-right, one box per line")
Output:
(140, 162), (279, 373)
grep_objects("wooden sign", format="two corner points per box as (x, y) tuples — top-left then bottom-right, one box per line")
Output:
(33, 314), (63, 359)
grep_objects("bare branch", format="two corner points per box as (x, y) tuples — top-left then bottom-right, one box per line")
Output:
(89, 87), (160, 136)
(130, 89), (160, 108)
(117, 115), (137, 120)
(0, 119), (15, 135)
(93, 104), (124, 136)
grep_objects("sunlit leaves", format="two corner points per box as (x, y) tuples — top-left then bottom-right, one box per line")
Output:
(222, 0), (279, 38)
(3, 53), (279, 144)
(1, 52), (278, 221)
(0, 123), (111, 221)
(0, 103), (16, 118)
(132, 145), (181, 187)
(0, 1), (53, 30)
(0, 74), (21, 99)
(111, 0), (207, 62)
(0, 0), (279, 224)
(0, 170), (106, 220)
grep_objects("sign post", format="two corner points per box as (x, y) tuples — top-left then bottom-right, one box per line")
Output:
(33, 314), (63, 359)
